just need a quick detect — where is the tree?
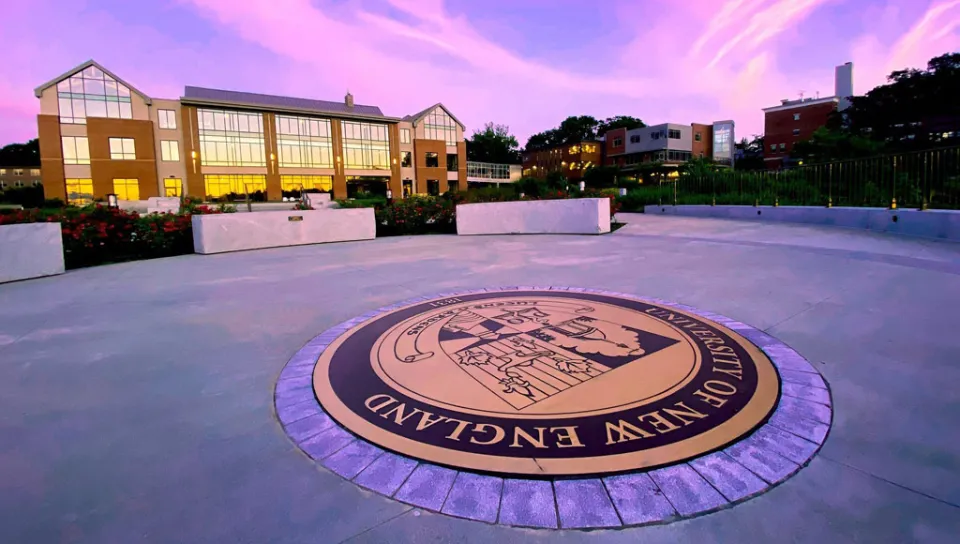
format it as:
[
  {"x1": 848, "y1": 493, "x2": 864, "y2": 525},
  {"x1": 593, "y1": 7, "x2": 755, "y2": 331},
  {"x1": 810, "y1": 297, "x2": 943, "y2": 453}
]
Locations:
[
  {"x1": 466, "y1": 123, "x2": 522, "y2": 164},
  {"x1": 734, "y1": 135, "x2": 765, "y2": 171},
  {"x1": 790, "y1": 126, "x2": 883, "y2": 163},
  {"x1": 582, "y1": 165, "x2": 623, "y2": 188},
  {"x1": 596, "y1": 116, "x2": 645, "y2": 137},
  {"x1": 524, "y1": 116, "x2": 600, "y2": 151},
  {"x1": 0, "y1": 139, "x2": 40, "y2": 167}
]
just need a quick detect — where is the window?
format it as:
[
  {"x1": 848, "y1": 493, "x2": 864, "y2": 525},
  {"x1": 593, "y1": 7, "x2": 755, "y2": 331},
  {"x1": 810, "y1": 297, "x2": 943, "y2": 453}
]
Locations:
[
  {"x1": 161, "y1": 140, "x2": 180, "y2": 162},
  {"x1": 629, "y1": 135, "x2": 640, "y2": 143},
  {"x1": 651, "y1": 131, "x2": 660, "y2": 140},
  {"x1": 33, "y1": 180, "x2": 42, "y2": 186},
  {"x1": 158, "y1": 109, "x2": 177, "y2": 129},
  {"x1": 400, "y1": 128, "x2": 411, "y2": 144},
  {"x1": 779, "y1": 143, "x2": 786, "y2": 150},
  {"x1": 0, "y1": 169, "x2": 5, "y2": 175},
  {"x1": 112, "y1": 178, "x2": 140, "y2": 200},
  {"x1": 613, "y1": 137, "x2": 623, "y2": 146},
  {"x1": 109, "y1": 137, "x2": 136, "y2": 160},
  {"x1": 793, "y1": 113, "x2": 801, "y2": 121},
  {"x1": 164, "y1": 178, "x2": 182, "y2": 197},
  {"x1": 30, "y1": 169, "x2": 40, "y2": 176},
  {"x1": 427, "y1": 180, "x2": 440, "y2": 196},
  {"x1": 65, "y1": 179, "x2": 94, "y2": 205},
  {"x1": 467, "y1": 162, "x2": 511, "y2": 180},
  {"x1": 695, "y1": 133, "x2": 702, "y2": 142},
  {"x1": 668, "y1": 129, "x2": 682, "y2": 139},
  {"x1": 423, "y1": 107, "x2": 458, "y2": 145},
  {"x1": 14, "y1": 180, "x2": 24, "y2": 188},
  {"x1": 62, "y1": 136, "x2": 90, "y2": 165},
  {"x1": 425, "y1": 152, "x2": 439, "y2": 168},
  {"x1": 448, "y1": 180, "x2": 459, "y2": 192},
  {"x1": 13, "y1": 169, "x2": 23, "y2": 176},
  {"x1": 446, "y1": 153, "x2": 458, "y2": 171},
  {"x1": 198, "y1": 109, "x2": 265, "y2": 167},
  {"x1": 276, "y1": 115, "x2": 333, "y2": 168},
  {"x1": 792, "y1": 129, "x2": 800, "y2": 136},
  {"x1": 56, "y1": 65, "x2": 132, "y2": 124},
  {"x1": 400, "y1": 151, "x2": 412, "y2": 167},
  {"x1": 341, "y1": 121, "x2": 390, "y2": 169},
  {"x1": 770, "y1": 144, "x2": 777, "y2": 151},
  {"x1": 203, "y1": 174, "x2": 267, "y2": 198},
  {"x1": 280, "y1": 175, "x2": 333, "y2": 192}
]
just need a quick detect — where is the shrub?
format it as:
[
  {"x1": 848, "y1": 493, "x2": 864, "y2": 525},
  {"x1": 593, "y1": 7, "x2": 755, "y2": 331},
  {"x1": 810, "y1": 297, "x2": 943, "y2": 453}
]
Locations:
[{"x1": 376, "y1": 196, "x2": 456, "y2": 236}]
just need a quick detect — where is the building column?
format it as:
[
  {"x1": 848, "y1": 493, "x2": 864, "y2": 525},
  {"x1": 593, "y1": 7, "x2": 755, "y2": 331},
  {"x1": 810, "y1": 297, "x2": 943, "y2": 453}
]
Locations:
[
  {"x1": 37, "y1": 115, "x2": 66, "y2": 201},
  {"x1": 388, "y1": 124, "x2": 403, "y2": 198},
  {"x1": 330, "y1": 120, "x2": 347, "y2": 199},
  {"x1": 263, "y1": 112, "x2": 282, "y2": 200},
  {"x1": 181, "y1": 106, "x2": 205, "y2": 199}
]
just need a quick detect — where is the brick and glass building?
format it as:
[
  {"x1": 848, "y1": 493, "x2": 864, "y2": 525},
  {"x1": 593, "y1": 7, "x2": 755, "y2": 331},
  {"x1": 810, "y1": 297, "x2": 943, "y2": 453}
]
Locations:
[
  {"x1": 34, "y1": 60, "x2": 467, "y2": 205},
  {"x1": 603, "y1": 121, "x2": 736, "y2": 172},
  {"x1": 763, "y1": 62, "x2": 853, "y2": 169},
  {"x1": 521, "y1": 141, "x2": 602, "y2": 181},
  {"x1": 0, "y1": 167, "x2": 42, "y2": 191}
]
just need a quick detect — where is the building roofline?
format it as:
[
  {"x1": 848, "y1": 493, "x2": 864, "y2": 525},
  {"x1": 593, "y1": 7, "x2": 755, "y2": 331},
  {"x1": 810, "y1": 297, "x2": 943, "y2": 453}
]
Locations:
[
  {"x1": 34, "y1": 60, "x2": 152, "y2": 104},
  {"x1": 178, "y1": 95, "x2": 401, "y2": 122},
  {"x1": 403, "y1": 103, "x2": 465, "y2": 130},
  {"x1": 762, "y1": 97, "x2": 838, "y2": 113}
]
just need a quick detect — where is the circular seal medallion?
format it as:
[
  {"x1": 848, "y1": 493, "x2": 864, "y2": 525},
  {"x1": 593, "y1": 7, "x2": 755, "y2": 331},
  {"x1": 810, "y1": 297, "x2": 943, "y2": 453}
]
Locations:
[{"x1": 313, "y1": 291, "x2": 780, "y2": 476}]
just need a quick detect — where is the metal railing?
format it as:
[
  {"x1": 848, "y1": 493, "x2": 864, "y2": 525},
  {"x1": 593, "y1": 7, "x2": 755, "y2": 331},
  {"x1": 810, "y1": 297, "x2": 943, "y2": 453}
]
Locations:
[{"x1": 643, "y1": 145, "x2": 960, "y2": 210}]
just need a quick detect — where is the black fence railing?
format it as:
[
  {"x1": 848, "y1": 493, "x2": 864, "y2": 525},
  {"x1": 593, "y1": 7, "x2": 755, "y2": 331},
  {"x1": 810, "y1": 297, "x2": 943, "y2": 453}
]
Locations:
[{"x1": 638, "y1": 145, "x2": 960, "y2": 210}]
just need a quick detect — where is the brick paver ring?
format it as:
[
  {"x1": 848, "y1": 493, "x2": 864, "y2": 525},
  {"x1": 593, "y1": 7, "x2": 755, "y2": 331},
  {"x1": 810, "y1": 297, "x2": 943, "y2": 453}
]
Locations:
[{"x1": 274, "y1": 288, "x2": 832, "y2": 529}]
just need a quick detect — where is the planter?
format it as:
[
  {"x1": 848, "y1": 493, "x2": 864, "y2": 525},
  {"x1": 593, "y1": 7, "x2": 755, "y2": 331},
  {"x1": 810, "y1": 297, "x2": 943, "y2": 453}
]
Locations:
[
  {"x1": 192, "y1": 208, "x2": 375, "y2": 254},
  {"x1": 456, "y1": 198, "x2": 611, "y2": 235},
  {"x1": 0, "y1": 222, "x2": 65, "y2": 283}
]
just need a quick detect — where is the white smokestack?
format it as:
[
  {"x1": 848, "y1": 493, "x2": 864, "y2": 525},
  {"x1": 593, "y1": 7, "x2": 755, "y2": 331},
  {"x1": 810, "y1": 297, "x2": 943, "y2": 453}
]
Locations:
[{"x1": 835, "y1": 62, "x2": 853, "y2": 111}]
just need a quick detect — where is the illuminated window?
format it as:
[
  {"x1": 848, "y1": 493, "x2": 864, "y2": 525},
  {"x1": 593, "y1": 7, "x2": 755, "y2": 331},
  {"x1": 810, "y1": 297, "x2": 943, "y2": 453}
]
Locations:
[
  {"x1": 779, "y1": 143, "x2": 786, "y2": 150},
  {"x1": 401, "y1": 151, "x2": 411, "y2": 167},
  {"x1": 65, "y1": 178, "x2": 94, "y2": 205},
  {"x1": 203, "y1": 174, "x2": 267, "y2": 198},
  {"x1": 668, "y1": 129, "x2": 681, "y2": 139},
  {"x1": 0, "y1": 169, "x2": 5, "y2": 174},
  {"x1": 62, "y1": 136, "x2": 90, "y2": 165},
  {"x1": 56, "y1": 65, "x2": 132, "y2": 124},
  {"x1": 793, "y1": 113, "x2": 801, "y2": 121},
  {"x1": 164, "y1": 178, "x2": 182, "y2": 197},
  {"x1": 161, "y1": 140, "x2": 180, "y2": 162},
  {"x1": 400, "y1": 128, "x2": 411, "y2": 144},
  {"x1": 341, "y1": 121, "x2": 390, "y2": 169},
  {"x1": 109, "y1": 138, "x2": 136, "y2": 160},
  {"x1": 276, "y1": 115, "x2": 333, "y2": 168},
  {"x1": 423, "y1": 108, "x2": 458, "y2": 145},
  {"x1": 569, "y1": 146, "x2": 579, "y2": 154},
  {"x1": 13, "y1": 169, "x2": 23, "y2": 175},
  {"x1": 770, "y1": 144, "x2": 777, "y2": 151},
  {"x1": 158, "y1": 109, "x2": 177, "y2": 129},
  {"x1": 425, "y1": 152, "x2": 439, "y2": 167},
  {"x1": 112, "y1": 178, "x2": 139, "y2": 200},
  {"x1": 280, "y1": 175, "x2": 333, "y2": 192},
  {"x1": 30, "y1": 169, "x2": 40, "y2": 176},
  {"x1": 198, "y1": 109, "x2": 265, "y2": 167}
]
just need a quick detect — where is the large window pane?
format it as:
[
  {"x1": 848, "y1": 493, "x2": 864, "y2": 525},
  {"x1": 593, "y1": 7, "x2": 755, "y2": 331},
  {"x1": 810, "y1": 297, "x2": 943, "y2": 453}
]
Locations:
[
  {"x1": 65, "y1": 178, "x2": 94, "y2": 205},
  {"x1": 56, "y1": 67, "x2": 133, "y2": 123},
  {"x1": 197, "y1": 108, "x2": 266, "y2": 167},
  {"x1": 275, "y1": 115, "x2": 333, "y2": 168},
  {"x1": 112, "y1": 178, "x2": 140, "y2": 200},
  {"x1": 341, "y1": 121, "x2": 390, "y2": 170}
]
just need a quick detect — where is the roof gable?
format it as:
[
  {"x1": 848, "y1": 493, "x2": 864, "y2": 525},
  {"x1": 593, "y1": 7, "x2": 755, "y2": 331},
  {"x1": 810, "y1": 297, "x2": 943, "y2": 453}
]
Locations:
[
  {"x1": 34, "y1": 60, "x2": 151, "y2": 104},
  {"x1": 403, "y1": 103, "x2": 465, "y2": 130}
]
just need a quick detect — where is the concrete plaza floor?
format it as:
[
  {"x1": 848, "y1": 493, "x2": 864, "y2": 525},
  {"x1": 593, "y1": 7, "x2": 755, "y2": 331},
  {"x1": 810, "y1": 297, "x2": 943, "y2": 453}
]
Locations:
[{"x1": 1, "y1": 213, "x2": 959, "y2": 543}]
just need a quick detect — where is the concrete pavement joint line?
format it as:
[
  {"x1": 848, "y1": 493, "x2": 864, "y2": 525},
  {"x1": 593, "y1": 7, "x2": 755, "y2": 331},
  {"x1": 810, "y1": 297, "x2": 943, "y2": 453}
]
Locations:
[
  {"x1": 274, "y1": 287, "x2": 834, "y2": 530},
  {"x1": 817, "y1": 455, "x2": 960, "y2": 510},
  {"x1": 334, "y1": 506, "x2": 415, "y2": 544}
]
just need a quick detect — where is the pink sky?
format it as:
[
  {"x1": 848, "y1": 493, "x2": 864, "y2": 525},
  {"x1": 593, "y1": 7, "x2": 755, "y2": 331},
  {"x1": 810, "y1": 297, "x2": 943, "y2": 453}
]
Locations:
[{"x1": 1, "y1": 0, "x2": 958, "y2": 147}]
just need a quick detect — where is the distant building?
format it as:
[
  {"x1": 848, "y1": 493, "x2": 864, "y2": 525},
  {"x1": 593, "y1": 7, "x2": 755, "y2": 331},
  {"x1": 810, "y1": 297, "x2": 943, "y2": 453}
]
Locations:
[
  {"x1": 603, "y1": 121, "x2": 735, "y2": 171},
  {"x1": 0, "y1": 167, "x2": 42, "y2": 191},
  {"x1": 521, "y1": 141, "x2": 602, "y2": 181},
  {"x1": 763, "y1": 62, "x2": 853, "y2": 169}
]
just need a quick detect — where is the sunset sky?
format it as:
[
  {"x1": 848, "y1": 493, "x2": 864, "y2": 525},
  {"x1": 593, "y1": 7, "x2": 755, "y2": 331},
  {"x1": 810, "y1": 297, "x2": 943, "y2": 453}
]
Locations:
[{"x1": 1, "y1": 0, "x2": 958, "y2": 147}]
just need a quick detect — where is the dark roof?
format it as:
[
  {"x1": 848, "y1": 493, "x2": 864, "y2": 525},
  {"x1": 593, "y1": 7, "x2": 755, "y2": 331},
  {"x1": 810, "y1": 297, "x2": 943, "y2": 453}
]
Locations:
[{"x1": 181, "y1": 86, "x2": 393, "y2": 120}]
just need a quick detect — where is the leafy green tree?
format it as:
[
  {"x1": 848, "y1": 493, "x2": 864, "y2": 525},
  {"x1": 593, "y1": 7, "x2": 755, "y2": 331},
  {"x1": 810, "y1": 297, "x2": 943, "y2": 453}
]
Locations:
[
  {"x1": 582, "y1": 165, "x2": 622, "y2": 188},
  {"x1": 0, "y1": 139, "x2": 40, "y2": 166},
  {"x1": 596, "y1": 116, "x2": 645, "y2": 137},
  {"x1": 734, "y1": 135, "x2": 765, "y2": 171},
  {"x1": 791, "y1": 126, "x2": 883, "y2": 163},
  {"x1": 466, "y1": 123, "x2": 522, "y2": 164},
  {"x1": 525, "y1": 116, "x2": 600, "y2": 151}
]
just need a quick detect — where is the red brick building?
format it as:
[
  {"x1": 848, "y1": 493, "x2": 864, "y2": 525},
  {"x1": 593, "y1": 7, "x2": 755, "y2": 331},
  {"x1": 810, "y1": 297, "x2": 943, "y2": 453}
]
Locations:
[{"x1": 763, "y1": 98, "x2": 838, "y2": 169}]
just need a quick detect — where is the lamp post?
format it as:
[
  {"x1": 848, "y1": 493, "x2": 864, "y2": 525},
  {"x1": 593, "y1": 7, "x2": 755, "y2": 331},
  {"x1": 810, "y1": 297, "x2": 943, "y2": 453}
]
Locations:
[
  {"x1": 386, "y1": 189, "x2": 393, "y2": 205},
  {"x1": 107, "y1": 193, "x2": 118, "y2": 209}
]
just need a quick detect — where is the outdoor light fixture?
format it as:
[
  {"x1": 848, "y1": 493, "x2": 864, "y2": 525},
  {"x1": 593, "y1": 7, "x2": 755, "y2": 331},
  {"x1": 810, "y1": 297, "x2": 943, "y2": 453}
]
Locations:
[
  {"x1": 579, "y1": 181, "x2": 586, "y2": 192},
  {"x1": 620, "y1": 188, "x2": 627, "y2": 196},
  {"x1": 107, "y1": 194, "x2": 119, "y2": 208}
]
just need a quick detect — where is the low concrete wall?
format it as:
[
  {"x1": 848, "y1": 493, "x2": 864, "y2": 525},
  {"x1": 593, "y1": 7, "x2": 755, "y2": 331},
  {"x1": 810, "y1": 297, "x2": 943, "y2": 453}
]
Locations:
[
  {"x1": 192, "y1": 209, "x2": 376, "y2": 255},
  {"x1": 644, "y1": 205, "x2": 960, "y2": 241},
  {"x1": 0, "y1": 223, "x2": 65, "y2": 283},
  {"x1": 457, "y1": 198, "x2": 611, "y2": 235}
]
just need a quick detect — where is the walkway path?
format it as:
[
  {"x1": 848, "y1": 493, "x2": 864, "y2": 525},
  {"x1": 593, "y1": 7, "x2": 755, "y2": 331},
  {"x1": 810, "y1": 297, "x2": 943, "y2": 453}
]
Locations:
[{"x1": 1, "y1": 214, "x2": 958, "y2": 543}]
